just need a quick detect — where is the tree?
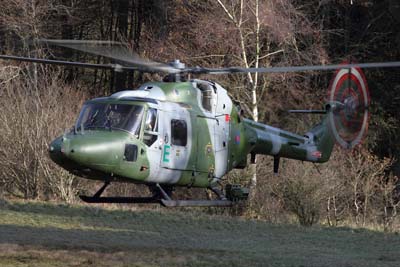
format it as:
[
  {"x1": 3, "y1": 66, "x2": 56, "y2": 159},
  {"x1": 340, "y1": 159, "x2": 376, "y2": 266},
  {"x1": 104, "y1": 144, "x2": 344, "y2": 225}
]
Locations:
[{"x1": 215, "y1": 0, "x2": 271, "y2": 201}]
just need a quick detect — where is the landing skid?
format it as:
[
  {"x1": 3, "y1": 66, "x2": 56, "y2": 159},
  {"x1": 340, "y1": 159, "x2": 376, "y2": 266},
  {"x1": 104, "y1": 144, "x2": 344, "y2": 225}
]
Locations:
[
  {"x1": 161, "y1": 199, "x2": 232, "y2": 207},
  {"x1": 79, "y1": 181, "x2": 233, "y2": 207},
  {"x1": 79, "y1": 196, "x2": 159, "y2": 204}
]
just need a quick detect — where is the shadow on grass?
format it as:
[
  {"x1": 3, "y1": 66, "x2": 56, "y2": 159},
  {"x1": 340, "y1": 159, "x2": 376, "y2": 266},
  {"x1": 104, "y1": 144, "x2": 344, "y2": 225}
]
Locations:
[
  {"x1": 0, "y1": 224, "x2": 168, "y2": 252},
  {"x1": 0, "y1": 221, "x2": 266, "y2": 255},
  {"x1": 1, "y1": 223, "x2": 399, "y2": 267},
  {"x1": 0, "y1": 224, "x2": 256, "y2": 266}
]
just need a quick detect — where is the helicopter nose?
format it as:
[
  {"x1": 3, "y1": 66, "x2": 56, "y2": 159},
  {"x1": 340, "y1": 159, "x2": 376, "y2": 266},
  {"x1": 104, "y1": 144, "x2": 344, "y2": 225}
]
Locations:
[
  {"x1": 49, "y1": 131, "x2": 137, "y2": 175},
  {"x1": 49, "y1": 136, "x2": 65, "y2": 164},
  {"x1": 49, "y1": 136, "x2": 83, "y2": 172},
  {"x1": 58, "y1": 134, "x2": 127, "y2": 173},
  {"x1": 68, "y1": 142, "x2": 117, "y2": 164}
]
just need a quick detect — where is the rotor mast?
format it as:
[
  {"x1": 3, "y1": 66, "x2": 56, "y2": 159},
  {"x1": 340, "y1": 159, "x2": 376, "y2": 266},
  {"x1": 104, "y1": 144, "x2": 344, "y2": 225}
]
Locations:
[{"x1": 165, "y1": 59, "x2": 186, "y2": 82}]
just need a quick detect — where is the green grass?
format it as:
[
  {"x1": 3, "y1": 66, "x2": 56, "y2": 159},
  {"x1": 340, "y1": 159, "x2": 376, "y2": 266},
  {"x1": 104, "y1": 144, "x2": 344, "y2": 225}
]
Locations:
[{"x1": 0, "y1": 199, "x2": 400, "y2": 266}]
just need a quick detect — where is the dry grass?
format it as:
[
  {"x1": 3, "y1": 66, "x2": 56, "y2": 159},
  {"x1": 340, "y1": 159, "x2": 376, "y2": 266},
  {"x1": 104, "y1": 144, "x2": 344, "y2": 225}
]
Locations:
[{"x1": 0, "y1": 199, "x2": 400, "y2": 266}]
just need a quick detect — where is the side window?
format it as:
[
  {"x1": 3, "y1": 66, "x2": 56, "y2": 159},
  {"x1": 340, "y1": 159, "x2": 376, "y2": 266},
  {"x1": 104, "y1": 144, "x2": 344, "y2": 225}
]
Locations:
[
  {"x1": 171, "y1": 119, "x2": 187, "y2": 146},
  {"x1": 143, "y1": 108, "x2": 158, "y2": 146},
  {"x1": 124, "y1": 144, "x2": 138, "y2": 162}
]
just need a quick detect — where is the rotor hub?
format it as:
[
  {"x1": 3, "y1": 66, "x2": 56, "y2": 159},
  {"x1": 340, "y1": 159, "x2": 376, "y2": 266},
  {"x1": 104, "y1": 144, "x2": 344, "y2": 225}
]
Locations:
[
  {"x1": 343, "y1": 95, "x2": 358, "y2": 116},
  {"x1": 169, "y1": 59, "x2": 185, "y2": 70}
]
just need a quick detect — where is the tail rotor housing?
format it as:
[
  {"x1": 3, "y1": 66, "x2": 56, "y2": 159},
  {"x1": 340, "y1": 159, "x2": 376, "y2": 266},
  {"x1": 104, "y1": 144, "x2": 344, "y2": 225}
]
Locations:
[{"x1": 328, "y1": 64, "x2": 370, "y2": 149}]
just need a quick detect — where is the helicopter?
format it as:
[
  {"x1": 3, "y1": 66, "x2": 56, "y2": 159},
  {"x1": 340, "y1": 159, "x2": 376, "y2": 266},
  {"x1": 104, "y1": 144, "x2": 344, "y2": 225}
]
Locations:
[{"x1": 1, "y1": 39, "x2": 400, "y2": 207}]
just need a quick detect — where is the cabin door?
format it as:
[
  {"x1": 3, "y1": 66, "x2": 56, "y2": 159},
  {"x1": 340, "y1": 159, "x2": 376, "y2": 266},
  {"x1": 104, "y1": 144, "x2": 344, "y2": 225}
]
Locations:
[{"x1": 160, "y1": 109, "x2": 192, "y2": 171}]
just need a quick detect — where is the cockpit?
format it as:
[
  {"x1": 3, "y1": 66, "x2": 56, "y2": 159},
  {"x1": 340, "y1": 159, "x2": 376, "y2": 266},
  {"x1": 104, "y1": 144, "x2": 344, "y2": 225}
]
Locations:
[
  {"x1": 75, "y1": 103, "x2": 144, "y2": 135},
  {"x1": 75, "y1": 102, "x2": 160, "y2": 147}
]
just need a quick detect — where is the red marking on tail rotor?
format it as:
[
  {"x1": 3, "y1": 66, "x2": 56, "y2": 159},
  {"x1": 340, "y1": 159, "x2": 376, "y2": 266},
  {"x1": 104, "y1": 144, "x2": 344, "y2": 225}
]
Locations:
[{"x1": 328, "y1": 61, "x2": 370, "y2": 149}]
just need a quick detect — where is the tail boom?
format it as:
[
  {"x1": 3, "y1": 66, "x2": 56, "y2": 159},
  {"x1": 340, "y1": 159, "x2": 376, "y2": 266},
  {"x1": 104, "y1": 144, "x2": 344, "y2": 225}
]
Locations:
[{"x1": 245, "y1": 117, "x2": 335, "y2": 163}]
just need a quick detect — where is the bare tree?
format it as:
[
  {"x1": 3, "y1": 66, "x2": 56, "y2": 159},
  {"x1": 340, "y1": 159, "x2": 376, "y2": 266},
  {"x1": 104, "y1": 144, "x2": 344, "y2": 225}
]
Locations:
[
  {"x1": 216, "y1": 0, "x2": 271, "y2": 201},
  {"x1": 0, "y1": 61, "x2": 86, "y2": 201},
  {"x1": 215, "y1": 0, "x2": 326, "y2": 205}
]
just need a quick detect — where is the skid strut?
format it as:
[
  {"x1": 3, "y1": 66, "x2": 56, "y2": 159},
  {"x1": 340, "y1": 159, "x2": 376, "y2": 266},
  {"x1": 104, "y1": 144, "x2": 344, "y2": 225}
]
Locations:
[{"x1": 159, "y1": 185, "x2": 232, "y2": 207}]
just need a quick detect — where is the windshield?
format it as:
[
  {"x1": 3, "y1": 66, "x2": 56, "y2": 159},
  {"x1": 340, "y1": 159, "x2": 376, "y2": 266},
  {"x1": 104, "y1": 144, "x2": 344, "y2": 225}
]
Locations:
[{"x1": 75, "y1": 103, "x2": 144, "y2": 135}]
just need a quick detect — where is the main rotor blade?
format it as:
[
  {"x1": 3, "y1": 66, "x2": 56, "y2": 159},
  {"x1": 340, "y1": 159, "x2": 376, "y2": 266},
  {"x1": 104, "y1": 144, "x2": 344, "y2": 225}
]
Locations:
[
  {"x1": 38, "y1": 39, "x2": 124, "y2": 46},
  {"x1": 40, "y1": 39, "x2": 179, "y2": 73},
  {"x1": 0, "y1": 54, "x2": 136, "y2": 72},
  {"x1": 190, "y1": 61, "x2": 400, "y2": 74}
]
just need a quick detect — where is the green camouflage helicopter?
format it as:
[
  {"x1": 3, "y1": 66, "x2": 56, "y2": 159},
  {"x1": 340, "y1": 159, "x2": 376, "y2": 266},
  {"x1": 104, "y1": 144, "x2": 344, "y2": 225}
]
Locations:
[{"x1": 1, "y1": 40, "x2": 400, "y2": 207}]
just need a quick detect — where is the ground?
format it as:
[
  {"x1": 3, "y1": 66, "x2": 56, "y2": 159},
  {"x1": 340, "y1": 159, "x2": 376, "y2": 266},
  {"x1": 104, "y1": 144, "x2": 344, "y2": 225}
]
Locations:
[{"x1": 0, "y1": 199, "x2": 399, "y2": 267}]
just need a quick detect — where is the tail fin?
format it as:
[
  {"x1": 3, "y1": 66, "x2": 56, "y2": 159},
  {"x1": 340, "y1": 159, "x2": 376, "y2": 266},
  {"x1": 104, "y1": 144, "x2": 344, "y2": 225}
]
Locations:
[{"x1": 305, "y1": 115, "x2": 335, "y2": 163}]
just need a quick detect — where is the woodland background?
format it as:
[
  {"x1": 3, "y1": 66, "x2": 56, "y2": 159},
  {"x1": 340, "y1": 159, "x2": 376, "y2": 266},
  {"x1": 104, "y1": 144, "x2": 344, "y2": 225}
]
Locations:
[{"x1": 0, "y1": 0, "x2": 399, "y2": 230}]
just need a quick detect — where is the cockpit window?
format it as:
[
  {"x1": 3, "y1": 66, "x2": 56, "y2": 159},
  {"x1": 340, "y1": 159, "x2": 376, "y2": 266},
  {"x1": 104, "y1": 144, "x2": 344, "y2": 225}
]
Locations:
[
  {"x1": 143, "y1": 108, "x2": 158, "y2": 146},
  {"x1": 76, "y1": 103, "x2": 144, "y2": 135},
  {"x1": 144, "y1": 108, "x2": 158, "y2": 132}
]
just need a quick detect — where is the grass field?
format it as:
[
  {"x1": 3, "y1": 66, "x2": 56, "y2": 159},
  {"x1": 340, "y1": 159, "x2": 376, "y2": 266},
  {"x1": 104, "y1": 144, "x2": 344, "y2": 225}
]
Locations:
[{"x1": 0, "y1": 199, "x2": 399, "y2": 267}]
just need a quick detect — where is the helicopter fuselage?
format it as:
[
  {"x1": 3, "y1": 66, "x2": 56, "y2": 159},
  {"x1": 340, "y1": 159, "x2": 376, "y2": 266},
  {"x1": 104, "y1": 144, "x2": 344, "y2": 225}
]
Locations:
[
  {"x1": 49, "y1": 79, "x2": 333, "y2": 189},
  {"x1": 50, "y1": 80, "x2": 251, "y2": 187}
]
